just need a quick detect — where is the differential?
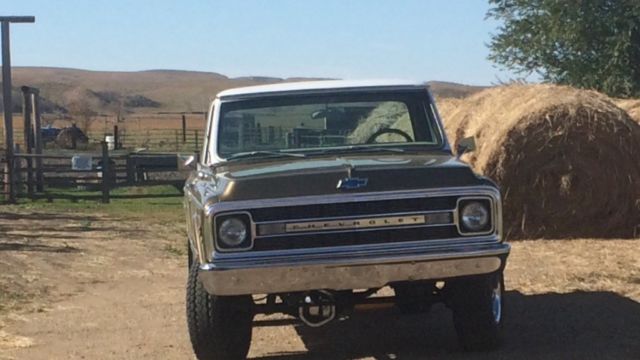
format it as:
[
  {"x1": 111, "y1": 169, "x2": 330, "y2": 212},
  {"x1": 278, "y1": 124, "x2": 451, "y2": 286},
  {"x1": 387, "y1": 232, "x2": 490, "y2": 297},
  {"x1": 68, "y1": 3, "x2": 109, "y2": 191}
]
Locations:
[{"x1": 298, "y1": 290, "x2": 336, "y2": 327}]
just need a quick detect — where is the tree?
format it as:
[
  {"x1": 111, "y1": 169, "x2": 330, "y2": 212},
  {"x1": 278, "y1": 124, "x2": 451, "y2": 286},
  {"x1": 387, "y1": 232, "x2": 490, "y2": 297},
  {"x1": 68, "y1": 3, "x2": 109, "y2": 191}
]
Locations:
[
  {"x1": 487, "y1": 0, "x2": 640, "y2": 97},
  {"x1": 67, "y1": 98, "x2": 96, "y2": 134}
]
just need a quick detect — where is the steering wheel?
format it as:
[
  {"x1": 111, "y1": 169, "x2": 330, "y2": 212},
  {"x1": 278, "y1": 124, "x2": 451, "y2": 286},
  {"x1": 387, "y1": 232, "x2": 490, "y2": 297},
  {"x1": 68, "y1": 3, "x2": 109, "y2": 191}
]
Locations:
[{"x1": 365, "y1": 128, "x2": 413, "y2": 144}]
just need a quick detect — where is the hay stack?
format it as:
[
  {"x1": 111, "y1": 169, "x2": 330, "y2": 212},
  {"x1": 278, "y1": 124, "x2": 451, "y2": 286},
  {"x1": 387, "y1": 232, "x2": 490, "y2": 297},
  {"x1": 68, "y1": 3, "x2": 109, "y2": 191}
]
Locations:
[
  {"x1": 439, "y1": 84, "x2": 640, "y2": 239},
  {"x1": 56, "y1": 126, "x2": 88, "y2": 149},
  {"x1": 434, "y1": 97, "x2": 463, "y2": 118}
]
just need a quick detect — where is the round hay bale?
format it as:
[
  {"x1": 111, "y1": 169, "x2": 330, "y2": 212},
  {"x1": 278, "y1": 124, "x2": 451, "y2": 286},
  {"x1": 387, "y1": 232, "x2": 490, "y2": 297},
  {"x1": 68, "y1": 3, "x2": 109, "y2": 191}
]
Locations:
[
  {"x1": 348, "y1": 102, "x2": 412, "y2": 144},
  {"x1": 439, "y1": 84, "x2": 640, "y2": 239},
  {"x1": 434, "y1": 97, "x2": 464, "y2": 117},
  {"x1": 56, "y1": 126, "x2": 89, "y2": 149}
]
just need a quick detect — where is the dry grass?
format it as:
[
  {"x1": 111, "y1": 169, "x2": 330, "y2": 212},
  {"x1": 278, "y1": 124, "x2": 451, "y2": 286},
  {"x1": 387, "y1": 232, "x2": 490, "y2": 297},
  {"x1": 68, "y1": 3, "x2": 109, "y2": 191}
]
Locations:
[{"x1": 507, "y1": 239, "x2": 640, "y2": 301}]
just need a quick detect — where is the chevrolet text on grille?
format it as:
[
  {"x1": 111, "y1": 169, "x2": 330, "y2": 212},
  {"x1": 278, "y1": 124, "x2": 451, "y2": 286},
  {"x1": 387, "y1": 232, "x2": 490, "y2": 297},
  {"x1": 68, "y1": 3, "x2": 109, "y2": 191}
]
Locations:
[
  {"x1": 282, "y1": 213, "x2": 452, "y2": 233},
  {"x1": 286, "y1": 215, "x2": 425, "y2": 232}
]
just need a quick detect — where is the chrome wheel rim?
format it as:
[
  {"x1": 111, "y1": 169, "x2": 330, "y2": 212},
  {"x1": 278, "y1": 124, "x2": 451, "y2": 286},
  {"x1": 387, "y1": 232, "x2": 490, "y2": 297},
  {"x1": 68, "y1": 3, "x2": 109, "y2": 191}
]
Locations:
[{"x1": 492, "y1": 280, "x2": 502, "y2": 324}]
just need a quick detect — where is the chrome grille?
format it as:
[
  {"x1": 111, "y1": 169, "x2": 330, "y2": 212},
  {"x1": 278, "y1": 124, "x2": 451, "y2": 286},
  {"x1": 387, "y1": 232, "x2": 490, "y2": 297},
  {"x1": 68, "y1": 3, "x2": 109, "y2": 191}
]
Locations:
[
  {"x1": 252, "y1": 225, "x2": 460, "y2": 251},
  {"x1": 246, "y1": 195, "x2": 460, "y2": 251}
]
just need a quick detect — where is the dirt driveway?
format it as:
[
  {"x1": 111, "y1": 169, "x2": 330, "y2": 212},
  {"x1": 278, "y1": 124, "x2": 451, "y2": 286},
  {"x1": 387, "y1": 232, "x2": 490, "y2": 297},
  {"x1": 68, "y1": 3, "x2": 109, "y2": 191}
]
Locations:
[{"x1": 1, "y1": 209, "x2": 639, "y2": 359}]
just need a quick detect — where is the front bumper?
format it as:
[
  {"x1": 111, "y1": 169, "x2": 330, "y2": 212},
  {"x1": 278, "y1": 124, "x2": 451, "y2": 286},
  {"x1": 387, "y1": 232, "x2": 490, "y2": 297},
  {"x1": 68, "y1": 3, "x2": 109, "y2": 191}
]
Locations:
[{"x1": 199, "y1": 242, "x2": 510, "y2": 295}]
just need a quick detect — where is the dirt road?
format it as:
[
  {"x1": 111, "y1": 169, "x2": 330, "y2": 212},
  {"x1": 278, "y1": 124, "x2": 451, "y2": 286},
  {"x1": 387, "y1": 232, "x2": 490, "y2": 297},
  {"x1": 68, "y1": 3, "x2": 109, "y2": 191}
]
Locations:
[{"x1": 1, "y1": 209, "x2": 639, "y2": 359}]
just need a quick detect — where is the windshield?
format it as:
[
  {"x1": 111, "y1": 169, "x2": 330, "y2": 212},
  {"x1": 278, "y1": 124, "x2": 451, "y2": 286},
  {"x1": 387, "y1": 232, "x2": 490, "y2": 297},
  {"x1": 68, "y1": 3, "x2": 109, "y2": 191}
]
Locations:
[{"x1": 214, "y1": 91, "x2": 442, "y2": 159}]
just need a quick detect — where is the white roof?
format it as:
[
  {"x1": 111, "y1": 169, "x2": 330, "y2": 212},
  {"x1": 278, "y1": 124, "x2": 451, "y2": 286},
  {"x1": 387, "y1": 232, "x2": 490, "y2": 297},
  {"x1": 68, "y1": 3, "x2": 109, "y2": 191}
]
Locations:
[{"x1": 217, "y1": 79, "x2": 426, "y2": 99}]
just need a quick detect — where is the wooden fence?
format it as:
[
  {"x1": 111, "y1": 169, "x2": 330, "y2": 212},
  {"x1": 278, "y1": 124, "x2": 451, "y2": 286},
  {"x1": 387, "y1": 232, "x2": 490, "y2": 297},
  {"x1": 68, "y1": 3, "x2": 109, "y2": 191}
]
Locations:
[
  {"x1": 1, "y1": 111, "x2": 206, "y2": 152},
  {"x1": 1, "y1": 127, "x2": 203, "y2": 152},
  {"x1": 1, "y1": 142, "x2": 191, "y2": 204},
  {"x1": 87, "y1": 128, "x2": 202, "y2": 152}
]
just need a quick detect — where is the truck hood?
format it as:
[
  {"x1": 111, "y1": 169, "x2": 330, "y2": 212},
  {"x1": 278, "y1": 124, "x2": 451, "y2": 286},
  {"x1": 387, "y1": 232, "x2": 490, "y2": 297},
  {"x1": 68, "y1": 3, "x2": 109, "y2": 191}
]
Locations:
[{"x1": 211, "y1": 153, "x2": 487, "y2": 202}]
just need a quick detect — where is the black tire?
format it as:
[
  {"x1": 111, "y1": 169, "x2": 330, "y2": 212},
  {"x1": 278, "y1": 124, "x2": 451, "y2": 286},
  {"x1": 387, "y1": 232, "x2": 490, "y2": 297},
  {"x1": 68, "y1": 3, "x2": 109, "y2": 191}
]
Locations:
[
  {"x1": 449, "y1": 272, "x2": 504, "y2": 351},
  {"x1": 186, "y1": 262, "x2": 254, "y2": 360}
]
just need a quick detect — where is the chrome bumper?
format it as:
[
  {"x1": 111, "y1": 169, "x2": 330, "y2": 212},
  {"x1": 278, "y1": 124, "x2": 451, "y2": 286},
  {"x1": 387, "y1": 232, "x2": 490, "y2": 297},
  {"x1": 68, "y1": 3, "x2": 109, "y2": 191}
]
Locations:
[{"x1": 198, "y1": 242, "x2": 510, "y2": 295}]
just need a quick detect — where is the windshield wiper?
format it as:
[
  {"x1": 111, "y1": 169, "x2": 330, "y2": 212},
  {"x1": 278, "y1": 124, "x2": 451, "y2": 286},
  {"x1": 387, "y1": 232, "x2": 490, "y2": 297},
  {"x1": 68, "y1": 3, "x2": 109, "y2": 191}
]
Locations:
[
  {"x1": 225, "y1": 150, "x2": 307, "y2": 161},
  {"x1": 313, "y1": 146, "x2": 407, "y2": 155}
]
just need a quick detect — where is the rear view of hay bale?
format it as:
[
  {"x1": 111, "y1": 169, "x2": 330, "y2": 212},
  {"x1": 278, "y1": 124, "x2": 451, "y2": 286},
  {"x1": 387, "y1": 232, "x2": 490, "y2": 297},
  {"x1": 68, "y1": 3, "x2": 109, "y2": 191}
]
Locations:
[
  {"x1": 439, "y1": 84, "x2": 640, "y2": 239},
  {"x1": 348, "y1": 102, "x2": 413, "y2": 144}
]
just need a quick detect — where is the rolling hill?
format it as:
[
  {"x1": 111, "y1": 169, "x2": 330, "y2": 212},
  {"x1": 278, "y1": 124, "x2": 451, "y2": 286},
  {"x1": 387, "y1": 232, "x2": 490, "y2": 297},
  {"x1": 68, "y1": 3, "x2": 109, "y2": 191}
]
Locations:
[{"x1": 3, "y1": 67, "x2": 485, "y2": 115}]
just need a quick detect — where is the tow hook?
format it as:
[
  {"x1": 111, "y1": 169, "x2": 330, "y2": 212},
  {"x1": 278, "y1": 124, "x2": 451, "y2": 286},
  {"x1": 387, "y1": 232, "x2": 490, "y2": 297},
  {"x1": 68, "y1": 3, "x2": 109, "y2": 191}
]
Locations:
[{"x1": 298, "y1": 290, "x2": 336, "y2": 327}]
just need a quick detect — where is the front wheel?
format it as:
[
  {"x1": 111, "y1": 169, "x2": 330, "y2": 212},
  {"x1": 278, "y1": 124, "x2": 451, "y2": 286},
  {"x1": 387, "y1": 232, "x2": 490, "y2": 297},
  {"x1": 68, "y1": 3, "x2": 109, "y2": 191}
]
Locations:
[
  {"x1": 449, "y1": 272, "x2": 504, "y2": 351},
  {"x1": 186, "y1": 262, "x2": 254, "y2": 360}
]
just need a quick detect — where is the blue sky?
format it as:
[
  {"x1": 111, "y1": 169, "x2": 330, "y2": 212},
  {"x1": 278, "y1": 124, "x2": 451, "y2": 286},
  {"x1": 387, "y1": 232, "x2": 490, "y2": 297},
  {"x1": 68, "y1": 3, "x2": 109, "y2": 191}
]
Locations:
[{"x1": 4, "y1": 0, "x2": 516, "y2": 85}]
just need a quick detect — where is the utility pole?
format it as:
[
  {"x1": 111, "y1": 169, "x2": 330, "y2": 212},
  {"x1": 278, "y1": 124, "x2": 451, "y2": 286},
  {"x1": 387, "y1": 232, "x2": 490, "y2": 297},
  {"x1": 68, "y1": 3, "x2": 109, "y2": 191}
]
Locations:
[{"x1": 1, "y1": 16, "x2": 35, "y2": 203}]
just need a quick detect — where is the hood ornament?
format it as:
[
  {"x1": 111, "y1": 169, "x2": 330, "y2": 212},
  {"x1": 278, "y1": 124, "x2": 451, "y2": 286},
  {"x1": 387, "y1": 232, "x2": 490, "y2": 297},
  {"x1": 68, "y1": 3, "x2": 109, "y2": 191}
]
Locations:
[{"x1": 337, "y1": 177, "x2": 368, "y2": 190}]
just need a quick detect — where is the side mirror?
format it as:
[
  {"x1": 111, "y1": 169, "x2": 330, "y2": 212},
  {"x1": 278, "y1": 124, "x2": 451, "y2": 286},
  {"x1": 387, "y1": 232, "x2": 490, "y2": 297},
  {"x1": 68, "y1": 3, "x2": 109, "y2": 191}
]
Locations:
[
  {"x1": 178, "y1": 154, "x2": 197, "y2": 171},
  {"x1": 456, "y1": 136, "x2": 476, "y2": 158}
]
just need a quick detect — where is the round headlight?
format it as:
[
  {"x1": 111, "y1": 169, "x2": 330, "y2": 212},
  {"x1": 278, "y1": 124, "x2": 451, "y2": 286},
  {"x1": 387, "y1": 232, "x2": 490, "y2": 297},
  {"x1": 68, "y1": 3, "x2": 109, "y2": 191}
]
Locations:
[
  {"x1": 218, "y1": 218, "x2": 248, "y2": 246},
  {"x1": 461, "y1": 201, "x2": 489, "y2": 232}
]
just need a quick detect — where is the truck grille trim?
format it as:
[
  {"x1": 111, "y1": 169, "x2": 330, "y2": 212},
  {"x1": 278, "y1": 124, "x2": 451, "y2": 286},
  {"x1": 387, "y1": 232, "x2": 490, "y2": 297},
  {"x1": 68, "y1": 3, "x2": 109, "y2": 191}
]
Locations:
[
  {"x1": 255, "y1": 210, "x2": 454, "y2": 237},
  {"x1": 252, "y1": 225, "x2": 460, "y2": 251},
  {"x1": 243, "y1": 195, "x2": 462, "y2": 251},
  {"x1": 247, "y1": 196, "x2": 457, "y2": 222}
]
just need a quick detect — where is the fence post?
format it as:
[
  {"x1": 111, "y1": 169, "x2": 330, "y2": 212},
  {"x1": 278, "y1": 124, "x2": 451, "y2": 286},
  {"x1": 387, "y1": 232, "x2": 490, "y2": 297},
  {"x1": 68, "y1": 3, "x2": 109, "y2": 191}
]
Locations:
[
  {"x1": 113, "y1": 125, "x2": 119, "y2": 150},
  {"x1": 182, "y1": 114, "x2": 187, "y2": 143},
  {"x1": 175, "y1": 129, "x2": 179, "y2": 151},
  {"x1": 2, "y1": 21, "x2": 16, "y2": 203},
  {"x1": 21, "y1": 87, "x2": 34, "y2": 198},
  {"x1": 101, "y1": 141, "x2": 110, "y2": 204},
  {"x1": 194, "y1": 130, "x2": 199, "y2": 152},
  {"x1": 125, "y1": 154, "x2": 135, "y2": 185},
  {"x1": 32, "y1": 92, "x2": 43, "y2": 192},
  {"x1": 13, "y1": 144, "x2": 21, "y2": 197}
]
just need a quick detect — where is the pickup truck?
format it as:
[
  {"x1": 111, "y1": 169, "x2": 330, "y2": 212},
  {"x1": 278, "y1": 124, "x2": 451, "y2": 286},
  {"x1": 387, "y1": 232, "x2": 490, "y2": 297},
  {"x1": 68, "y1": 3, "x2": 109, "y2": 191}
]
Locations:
[{"x1": 183, "y1": 80, "x2": 510, "y2": 359}]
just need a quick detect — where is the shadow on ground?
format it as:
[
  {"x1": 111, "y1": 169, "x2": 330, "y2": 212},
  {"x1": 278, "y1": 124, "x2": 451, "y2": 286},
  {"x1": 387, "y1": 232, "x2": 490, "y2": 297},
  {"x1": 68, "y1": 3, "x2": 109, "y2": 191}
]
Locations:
[
  {"x1": 252, "y1": 291, "x2": 640, "y2": 360},
  {"x1": 0, "y1": 212, "x2": 101, "y2": 222},
  {"x1": 0, "y1": 242, "x2": 80, "y2": 253},
  {"x1": 0, "y1": 211, "x2": 145, "y2": 246}
]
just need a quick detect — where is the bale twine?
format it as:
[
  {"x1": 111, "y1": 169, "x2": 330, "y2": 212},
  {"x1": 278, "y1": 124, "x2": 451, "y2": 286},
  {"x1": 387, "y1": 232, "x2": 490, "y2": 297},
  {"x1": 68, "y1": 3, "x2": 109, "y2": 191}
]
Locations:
[{"x1": 439, "y1": 84, "x2": 640, "y2": 239}]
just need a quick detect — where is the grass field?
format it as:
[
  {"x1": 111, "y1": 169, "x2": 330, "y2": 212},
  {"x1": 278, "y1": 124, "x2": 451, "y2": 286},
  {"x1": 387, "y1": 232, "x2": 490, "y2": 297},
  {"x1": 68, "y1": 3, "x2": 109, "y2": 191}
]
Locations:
[{"x1": 12, "y1": 185, "x2": 183, "y2": 220}]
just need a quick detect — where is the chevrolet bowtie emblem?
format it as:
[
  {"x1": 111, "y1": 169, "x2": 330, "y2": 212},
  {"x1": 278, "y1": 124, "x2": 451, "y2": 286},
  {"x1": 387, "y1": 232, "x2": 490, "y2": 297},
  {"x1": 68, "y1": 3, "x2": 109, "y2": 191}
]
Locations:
[{"x1": 337, "y1": 177, "x2": 368, "y2": 190}]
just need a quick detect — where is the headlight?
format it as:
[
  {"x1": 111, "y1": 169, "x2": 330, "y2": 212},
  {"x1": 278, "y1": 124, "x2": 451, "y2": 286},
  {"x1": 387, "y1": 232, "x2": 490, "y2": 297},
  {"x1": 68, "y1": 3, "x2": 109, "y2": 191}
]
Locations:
[
  {"x1": 215, "y1": 214, "x2": 251, "y2": 250},
  {"x1": 459, "y1": 200, "x2": 490, "y2": 233},
  {"x1": 219, "y1": 218, "x2": 247, "y2": 246}
]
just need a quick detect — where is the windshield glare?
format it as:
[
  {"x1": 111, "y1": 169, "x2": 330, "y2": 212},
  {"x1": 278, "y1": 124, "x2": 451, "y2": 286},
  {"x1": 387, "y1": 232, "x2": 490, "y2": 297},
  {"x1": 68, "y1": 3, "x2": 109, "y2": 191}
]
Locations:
[{"x1": 216, "y1": 92, "x2": 441, "y2": 158}]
